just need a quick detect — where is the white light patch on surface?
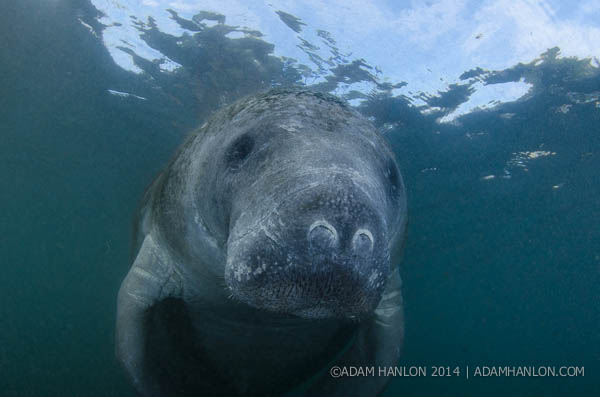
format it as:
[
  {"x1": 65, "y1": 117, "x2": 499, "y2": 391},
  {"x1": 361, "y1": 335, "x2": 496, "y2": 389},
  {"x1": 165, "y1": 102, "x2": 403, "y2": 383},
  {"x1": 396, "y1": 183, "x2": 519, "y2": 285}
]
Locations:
[
  {"x1": 225, "y1": 31, "x2": 245, "y2": 39},
  {"x1": 107, "y1": 89, "x2": 148, "y2": 100},
  {"x1": 331, "y1": 81, "x2": 378, "y2": 103},
  {"x1": 78, "y1": 18, "x2": 99, "y2": 37},
  {"x1": 93, "y1": 0, "x2": 186, "y2": 73},
  {"x1": 439, "y1": 80, "x2": 532, "y2": 123}
]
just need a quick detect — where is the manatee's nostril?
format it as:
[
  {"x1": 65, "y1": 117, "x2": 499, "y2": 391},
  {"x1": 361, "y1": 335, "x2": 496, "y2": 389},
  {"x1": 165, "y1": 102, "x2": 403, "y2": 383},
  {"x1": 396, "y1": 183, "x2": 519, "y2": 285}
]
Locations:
[
  {"x1": 352, "y1": 229, "x2": 374, "y2": 253},
  {"x1": 308, "y1": 220, "x2": 338, "y2": 250}
]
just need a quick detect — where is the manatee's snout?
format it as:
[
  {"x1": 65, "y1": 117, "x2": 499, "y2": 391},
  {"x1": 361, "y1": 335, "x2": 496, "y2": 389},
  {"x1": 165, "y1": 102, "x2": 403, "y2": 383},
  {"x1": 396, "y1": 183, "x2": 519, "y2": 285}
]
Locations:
[{"x1": 225, "y1": 177, "x2": 390, "y2": 320}]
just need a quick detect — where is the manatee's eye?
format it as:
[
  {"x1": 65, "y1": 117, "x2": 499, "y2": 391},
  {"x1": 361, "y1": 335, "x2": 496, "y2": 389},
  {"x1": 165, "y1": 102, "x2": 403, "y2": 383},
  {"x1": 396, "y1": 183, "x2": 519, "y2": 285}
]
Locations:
[
  {"x1": 386, "y1": 159, "x2": 400, "y2": 190},
  {"x1": 226, "y1": 134, "x2": 255, "y2": 170}
]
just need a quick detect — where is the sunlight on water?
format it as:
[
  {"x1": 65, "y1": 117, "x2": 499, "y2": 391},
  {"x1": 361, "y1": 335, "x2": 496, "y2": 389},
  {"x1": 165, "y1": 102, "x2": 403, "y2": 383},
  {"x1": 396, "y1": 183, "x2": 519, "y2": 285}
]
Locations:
[{"x1": 90, "y1": 0, "x2": 600, "y2": 119}]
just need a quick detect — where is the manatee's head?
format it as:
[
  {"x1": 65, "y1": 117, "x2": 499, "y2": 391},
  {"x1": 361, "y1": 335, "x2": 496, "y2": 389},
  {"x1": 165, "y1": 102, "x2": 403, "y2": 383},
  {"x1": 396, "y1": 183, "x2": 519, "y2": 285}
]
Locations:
[{"x1": 206, "y1": 91, "x2": 406, "y2": 320}]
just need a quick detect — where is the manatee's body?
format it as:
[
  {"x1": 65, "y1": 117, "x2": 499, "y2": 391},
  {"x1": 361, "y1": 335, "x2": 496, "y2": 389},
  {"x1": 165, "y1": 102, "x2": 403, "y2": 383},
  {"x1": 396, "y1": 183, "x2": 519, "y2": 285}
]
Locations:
[{"x1": 116, "y1": 90, "x2": 407, "y2": 396}]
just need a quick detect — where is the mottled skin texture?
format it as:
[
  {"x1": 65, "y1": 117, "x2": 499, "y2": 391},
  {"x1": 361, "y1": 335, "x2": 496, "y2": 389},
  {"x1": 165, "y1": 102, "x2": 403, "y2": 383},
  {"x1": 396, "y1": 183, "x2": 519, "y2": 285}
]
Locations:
[{"x1": 116, "y1": 90, "x2": 407, "y2": 396}]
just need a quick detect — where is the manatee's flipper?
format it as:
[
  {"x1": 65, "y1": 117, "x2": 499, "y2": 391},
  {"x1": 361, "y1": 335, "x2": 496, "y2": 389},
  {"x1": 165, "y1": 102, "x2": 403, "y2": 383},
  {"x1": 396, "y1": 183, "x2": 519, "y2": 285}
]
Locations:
[
  {"x1": 307, "y1": 269, "x2": 404, "y2": 397},
  {"x1": 116, "y1": 234, "x2": 182, "y2": 396}
]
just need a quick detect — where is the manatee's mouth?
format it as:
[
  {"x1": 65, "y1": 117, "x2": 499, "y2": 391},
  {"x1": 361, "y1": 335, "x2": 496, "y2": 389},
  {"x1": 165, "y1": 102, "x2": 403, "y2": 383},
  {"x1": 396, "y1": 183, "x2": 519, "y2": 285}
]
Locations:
[
  {"x1": 291, "y1": 306, "x2": 363, "y2": 321},
  {"x1": 225, "y1": 227, "x2": 389, "y2": 320},
  {"x1": 225, "y1": 251, "x2": 386, "y2": 321},
  {"x1": 293, "y1": 306, "x2": 333, "y2": 319},
  {"x1": 228, "y1": 286, "x2": 374, "y2": 321}
]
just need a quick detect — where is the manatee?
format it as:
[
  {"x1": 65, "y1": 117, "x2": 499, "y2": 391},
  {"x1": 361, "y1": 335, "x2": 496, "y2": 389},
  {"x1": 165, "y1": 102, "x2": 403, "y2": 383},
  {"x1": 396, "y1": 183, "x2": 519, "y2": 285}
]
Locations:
[{"x1": 116, "y1": 90, "x2": 407, "y2": 396}]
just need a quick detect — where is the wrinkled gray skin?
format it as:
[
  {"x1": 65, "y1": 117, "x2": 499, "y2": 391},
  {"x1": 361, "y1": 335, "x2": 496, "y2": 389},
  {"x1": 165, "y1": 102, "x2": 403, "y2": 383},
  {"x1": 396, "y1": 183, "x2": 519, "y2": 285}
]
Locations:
[{"x1": 116, "y1": 90, "x2": 407, "y2": 397}]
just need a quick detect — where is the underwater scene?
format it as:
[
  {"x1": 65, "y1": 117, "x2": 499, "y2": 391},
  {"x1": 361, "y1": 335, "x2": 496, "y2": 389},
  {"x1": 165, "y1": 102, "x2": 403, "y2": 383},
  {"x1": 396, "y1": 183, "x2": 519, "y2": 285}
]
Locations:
[{"x1": 1, "y1": 0, "x2": 599, "y2": 396}]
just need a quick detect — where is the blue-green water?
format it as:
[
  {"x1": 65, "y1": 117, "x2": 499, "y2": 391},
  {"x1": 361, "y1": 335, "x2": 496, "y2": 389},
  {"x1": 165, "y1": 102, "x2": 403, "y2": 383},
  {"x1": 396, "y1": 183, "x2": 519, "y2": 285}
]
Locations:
[{"x1": 1, "y1": 1, "x2": 599, "y2": 396}]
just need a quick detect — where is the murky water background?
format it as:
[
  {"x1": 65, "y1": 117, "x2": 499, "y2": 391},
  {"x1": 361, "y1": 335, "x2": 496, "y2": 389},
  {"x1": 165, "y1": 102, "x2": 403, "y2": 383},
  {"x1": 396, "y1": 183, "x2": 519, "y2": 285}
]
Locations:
[{"x1": 1, "y1": 0, "x2": 599, "y2": 395}]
